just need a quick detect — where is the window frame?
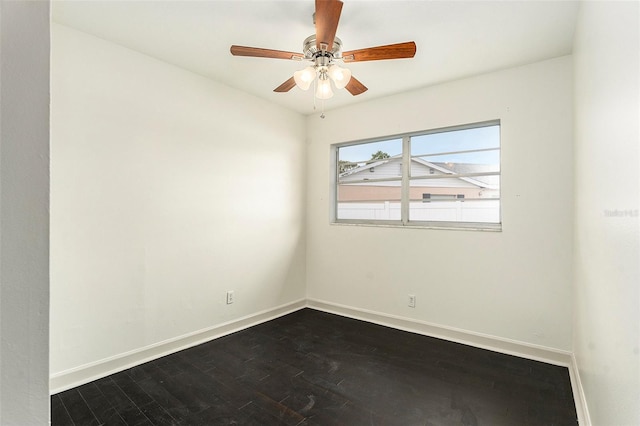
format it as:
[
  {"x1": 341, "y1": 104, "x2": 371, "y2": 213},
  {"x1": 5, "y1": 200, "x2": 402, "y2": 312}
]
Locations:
[{"x1": 331, "y1": 120, "x2": 501, "y2": 231}]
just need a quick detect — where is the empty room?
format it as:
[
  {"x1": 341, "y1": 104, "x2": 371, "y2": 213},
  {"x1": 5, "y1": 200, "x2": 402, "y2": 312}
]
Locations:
[{"x1": 0, "y1": 0, "x2": 637, "y2": 425}]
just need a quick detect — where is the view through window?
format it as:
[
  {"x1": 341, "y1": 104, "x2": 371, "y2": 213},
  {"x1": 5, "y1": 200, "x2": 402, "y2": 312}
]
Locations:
[{"x1": 334, "y1": 121, "x2": 501, "y2": 229}]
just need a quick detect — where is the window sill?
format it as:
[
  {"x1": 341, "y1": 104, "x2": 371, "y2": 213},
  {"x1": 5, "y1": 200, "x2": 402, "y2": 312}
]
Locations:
[{"x1": 331, "y1": 221, "x2": 502, "y2": 232}]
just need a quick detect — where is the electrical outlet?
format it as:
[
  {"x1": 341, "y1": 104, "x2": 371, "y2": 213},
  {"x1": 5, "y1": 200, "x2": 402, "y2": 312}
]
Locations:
[
  {"x1": 226, "y1": 290, "x2": 234, "y2": 305},
  {"x1": 408, "y1": 294, "x2": 416, "y2": 308}
]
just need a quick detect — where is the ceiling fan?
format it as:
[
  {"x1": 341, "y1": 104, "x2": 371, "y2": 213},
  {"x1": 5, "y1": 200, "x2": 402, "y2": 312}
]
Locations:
[{"x1": 230, "y1": 0, "x2": 416, "y2": 103}]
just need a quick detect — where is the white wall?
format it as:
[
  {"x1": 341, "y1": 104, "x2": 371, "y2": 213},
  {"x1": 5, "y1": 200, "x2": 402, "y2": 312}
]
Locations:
[
  {"x1": 0, "y1": 1, "x2": 50, "y2": 424},
  {"x1": 50, "y1": 25, "x2": 306, "y2": 377},
  {"x1": 306, "y1": 56, "x2": 574, "y2": 351},
  {"x1": 573, "y1": 1, "x2": 639, "y2": 424}
]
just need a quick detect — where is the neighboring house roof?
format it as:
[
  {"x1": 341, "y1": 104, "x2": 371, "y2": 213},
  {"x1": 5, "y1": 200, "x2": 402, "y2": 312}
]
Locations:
[{"x1": 339, "y1": 155, "x2": 498, "y2": 189}]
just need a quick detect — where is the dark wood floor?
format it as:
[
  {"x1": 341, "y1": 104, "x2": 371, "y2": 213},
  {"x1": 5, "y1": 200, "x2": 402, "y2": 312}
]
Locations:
[{"x1": 52, "y1": 308, "x2": 578, "y2": 425}]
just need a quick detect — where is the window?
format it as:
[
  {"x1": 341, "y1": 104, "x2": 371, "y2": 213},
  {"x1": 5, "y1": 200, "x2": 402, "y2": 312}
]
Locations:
[{"x1": 332, "y1": 121, "x2": 501, "y2": 230}]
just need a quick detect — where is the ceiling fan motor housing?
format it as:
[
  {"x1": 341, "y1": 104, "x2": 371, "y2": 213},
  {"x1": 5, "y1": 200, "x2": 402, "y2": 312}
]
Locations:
[{"x1": 302, "y1": 35, "x2": 343, "y2": 62}]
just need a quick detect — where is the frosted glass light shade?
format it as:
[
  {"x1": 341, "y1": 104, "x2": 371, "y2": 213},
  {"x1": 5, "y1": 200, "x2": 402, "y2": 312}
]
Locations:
[
  {"x1": 327, "y1": 65, "x2": 352, "y2": 89},
  {"x1": 315, "y1": 78, "x2": 334, "y2": 99},
  {"x1": 293, "y1": 66, "x2": 316, "y2": 91}
]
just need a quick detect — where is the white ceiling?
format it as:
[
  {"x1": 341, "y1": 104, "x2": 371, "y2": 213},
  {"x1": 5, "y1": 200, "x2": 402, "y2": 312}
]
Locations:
[{"x1": 52, "y1": 0, "x2": 580, "y2": 116}]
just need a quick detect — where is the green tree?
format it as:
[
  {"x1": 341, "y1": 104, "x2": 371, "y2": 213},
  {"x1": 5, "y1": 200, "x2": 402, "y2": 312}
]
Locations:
[
  {"x1": 370, "y1": 150, "x2": 390, "y2": 160},
  {"x1": 338, "y1": 160, "x2": 357, "y2": 174}
]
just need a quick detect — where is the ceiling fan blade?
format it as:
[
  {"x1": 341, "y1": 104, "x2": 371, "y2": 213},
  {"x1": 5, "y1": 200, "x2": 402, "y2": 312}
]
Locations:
[
  {"x1": 315, "y1": 0, "x2": 343, "y2": 51},
  {"x1": 230, "y1": 45, "x2": 304, "y2": 61},
  {"x1": 342, "y1": 41, "x2": 417, "y2": 62},
  {"x1": 345, "y1": 76, "x2": 367, "y2": 96},
  {"x1": 274, "y1": 77, "x2": 297, "y2": 93}
]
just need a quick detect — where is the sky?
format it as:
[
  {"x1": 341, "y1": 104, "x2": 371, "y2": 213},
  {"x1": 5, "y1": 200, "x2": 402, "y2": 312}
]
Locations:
[{"x1": 338, "y1": 124, "x2": 500, "y2": 166}]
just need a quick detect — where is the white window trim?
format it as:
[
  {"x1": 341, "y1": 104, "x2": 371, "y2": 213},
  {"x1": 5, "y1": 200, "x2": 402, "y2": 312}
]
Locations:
[{"x1": 330, "y1": 120, "x2": 501, "y2": 231}]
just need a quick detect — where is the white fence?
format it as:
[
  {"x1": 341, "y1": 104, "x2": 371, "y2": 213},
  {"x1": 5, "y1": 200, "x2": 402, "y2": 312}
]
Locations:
[{"x1": 337, "y1": 200, "x2": 500, "y2": 223}]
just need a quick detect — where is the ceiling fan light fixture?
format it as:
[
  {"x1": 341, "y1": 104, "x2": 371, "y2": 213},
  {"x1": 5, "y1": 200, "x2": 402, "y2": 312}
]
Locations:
[
  {"x1": 315, "y1": 75, "x2": 334, "y2": 100},
  {"x1": 293, "y1": 66, "x2": 316, "y2": 91},
  {"x1": 327, "y1": 64, "x2": 351, "y2": 89}
]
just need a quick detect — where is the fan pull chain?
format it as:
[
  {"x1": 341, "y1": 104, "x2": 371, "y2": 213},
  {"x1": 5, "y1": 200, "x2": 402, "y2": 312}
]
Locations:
[
  {"x1": 313, "y1": 79, "x2": 318, "y2": 112},
  {"x1": 311, "y1": 78, "x2": 325, "y2": 119}
]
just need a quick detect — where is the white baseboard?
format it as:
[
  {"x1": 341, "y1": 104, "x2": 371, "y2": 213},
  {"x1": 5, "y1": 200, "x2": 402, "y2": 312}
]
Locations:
[
  {"x1": 306, "y1": 298, "x2": 591, "y2": 425},
  {"x1": 568, "y1": 353, "x2": 592, "y2": 426},
  {"x1": 306, "y1": 298, "x2": 572, "y2": 365},
  {"x1": 49, "y1": 299, "x2": 306, "y2": 394}
]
